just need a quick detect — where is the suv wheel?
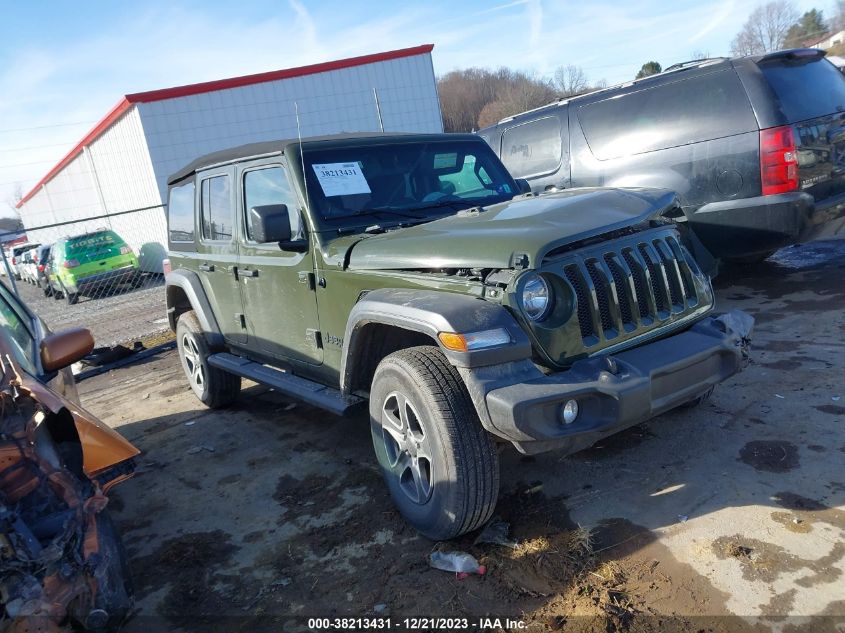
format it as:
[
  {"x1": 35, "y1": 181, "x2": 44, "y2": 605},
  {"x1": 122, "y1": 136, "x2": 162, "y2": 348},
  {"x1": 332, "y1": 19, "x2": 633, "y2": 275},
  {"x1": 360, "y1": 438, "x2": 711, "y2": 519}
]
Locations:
[
  {"x1": 176, "y1": 310, "x2": 241, "y2": 408},
  {"x1": 369, "y1": 346, "x2": 499, "y2": 540}
]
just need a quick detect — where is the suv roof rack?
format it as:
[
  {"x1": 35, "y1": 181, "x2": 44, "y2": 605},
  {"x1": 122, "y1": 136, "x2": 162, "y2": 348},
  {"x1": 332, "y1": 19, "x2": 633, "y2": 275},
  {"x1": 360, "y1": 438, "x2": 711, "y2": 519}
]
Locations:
[{"x1": 663, "y1": 57, "x2": 730, "y2": 73}]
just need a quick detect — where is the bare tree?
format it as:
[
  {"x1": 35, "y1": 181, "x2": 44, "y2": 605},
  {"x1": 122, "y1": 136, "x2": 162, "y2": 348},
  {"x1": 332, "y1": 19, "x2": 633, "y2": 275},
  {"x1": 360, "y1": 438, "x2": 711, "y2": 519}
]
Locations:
[
  {"x1": 730, "y1": 1, "x2": 799, "y2": 56},
  {"x1": 690, "y1": 50, "x2": 710, "y2": 60},
  {"x1": 438, "y1": 68, "x2": 557, "y2": 132},
  {"x1": 553, "y1": 64, "x2": 589, "y2": 97}
]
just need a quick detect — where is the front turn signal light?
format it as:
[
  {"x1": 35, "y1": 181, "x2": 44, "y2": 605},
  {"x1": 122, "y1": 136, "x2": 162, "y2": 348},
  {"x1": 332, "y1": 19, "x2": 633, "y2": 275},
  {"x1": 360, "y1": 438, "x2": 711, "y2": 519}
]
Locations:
[{"x1": 438, "y1": 328, "x2": 511, "y2": 352}]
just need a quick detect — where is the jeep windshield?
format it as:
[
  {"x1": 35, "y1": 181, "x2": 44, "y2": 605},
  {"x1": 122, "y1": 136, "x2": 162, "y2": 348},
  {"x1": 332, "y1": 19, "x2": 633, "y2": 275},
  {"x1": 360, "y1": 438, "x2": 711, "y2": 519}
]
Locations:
[{"x1": 301, "y1": 139, "x2": 518, "y2": 228}]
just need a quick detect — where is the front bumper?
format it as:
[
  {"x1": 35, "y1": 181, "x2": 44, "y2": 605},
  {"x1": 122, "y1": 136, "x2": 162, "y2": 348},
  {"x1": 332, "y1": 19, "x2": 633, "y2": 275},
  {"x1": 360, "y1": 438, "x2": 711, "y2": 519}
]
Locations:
[{"x1": 463, "y1": 313, "x2": 751, "y2": 455}]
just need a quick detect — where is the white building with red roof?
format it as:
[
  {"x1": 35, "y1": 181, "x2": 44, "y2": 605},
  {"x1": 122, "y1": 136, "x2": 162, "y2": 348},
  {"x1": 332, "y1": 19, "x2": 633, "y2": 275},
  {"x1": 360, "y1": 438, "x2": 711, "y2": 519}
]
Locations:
[{"x1": 16, "y1": 44, "x2": 441, "y2": 270}]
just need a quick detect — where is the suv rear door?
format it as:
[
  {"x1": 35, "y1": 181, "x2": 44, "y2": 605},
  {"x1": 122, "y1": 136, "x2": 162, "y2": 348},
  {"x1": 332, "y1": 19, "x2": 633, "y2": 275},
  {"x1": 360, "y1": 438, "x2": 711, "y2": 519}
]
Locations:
[
  {"x1": 195, "y1": 166, "x2": 247, "y2": 344},
  {"x1": 749, "y1": 52, "x2": 845, "y2": 217},
  {"x1": 236, "y1": 158, "x2": 322, "y2": 365}
]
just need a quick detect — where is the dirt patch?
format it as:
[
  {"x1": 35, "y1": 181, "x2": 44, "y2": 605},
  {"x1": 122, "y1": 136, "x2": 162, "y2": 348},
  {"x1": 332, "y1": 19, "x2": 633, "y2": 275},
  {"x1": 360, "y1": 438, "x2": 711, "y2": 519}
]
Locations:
[
  {"x1": 814, "y1": 405, "x2": 845, "y2": 416},
  {"x1": 713, "y1": 535, "x2": 844, "y2": 586},
  {"x1": 738, "y1": 440, "x2": 799, "y2": 473},
  {"x1": 130, "y1": 530, "x2": 250, "y2": 629},
  {"x1": 759, "y1": 358, "x2": 804, "y2": 370}
]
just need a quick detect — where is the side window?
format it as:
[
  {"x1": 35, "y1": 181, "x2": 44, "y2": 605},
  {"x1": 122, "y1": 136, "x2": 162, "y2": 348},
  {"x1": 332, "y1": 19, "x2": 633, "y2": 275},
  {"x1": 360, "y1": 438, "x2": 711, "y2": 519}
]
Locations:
[
  {"x1": 243, "y1": 166, "x2": 301, "y2": 241},
  {"x1": 577, "y1": 69, "x2": 757, "y2": 160},
  {"x1": 501, "y1": 116, "x2": 562, "y2": 178},
  {"x1": 200, "y1": 175, "x2": 233, "y2": 241},
  {"x1": 168, "y1": 180, "x2": 195, "y2": 242},
  {"x1": 0, "y1": 287, "x2": 37, "y2": 374}
]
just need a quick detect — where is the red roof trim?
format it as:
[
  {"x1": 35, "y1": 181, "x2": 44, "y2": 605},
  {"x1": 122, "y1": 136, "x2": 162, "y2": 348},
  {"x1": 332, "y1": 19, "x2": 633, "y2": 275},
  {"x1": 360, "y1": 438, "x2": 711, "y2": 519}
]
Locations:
[
  {"x1": 126, "y1": 44, "x2": 434, "y2": 103},
  {"x1": 18, "y1": 98, "x2": 132, "y2": 207},
  {"x1": 18, "y1": 44, "x2": 435, "y2": 208}
]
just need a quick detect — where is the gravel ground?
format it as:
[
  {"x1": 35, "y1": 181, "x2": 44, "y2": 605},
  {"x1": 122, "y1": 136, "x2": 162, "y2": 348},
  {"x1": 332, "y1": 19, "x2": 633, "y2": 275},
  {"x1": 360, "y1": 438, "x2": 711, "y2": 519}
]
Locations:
[
  {"x1": 8, "y1": 274, "x2": 168, "y2": 346},
  {"x1": 76, "y1": 240, "x2": 845, "y2": 631}
]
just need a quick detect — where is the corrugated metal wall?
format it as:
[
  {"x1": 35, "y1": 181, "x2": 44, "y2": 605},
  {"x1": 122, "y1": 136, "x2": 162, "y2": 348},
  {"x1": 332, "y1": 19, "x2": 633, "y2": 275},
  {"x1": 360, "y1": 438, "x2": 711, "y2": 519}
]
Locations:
[{"x1": 140, "y1": 53, "x2": 442, "y2": 200}]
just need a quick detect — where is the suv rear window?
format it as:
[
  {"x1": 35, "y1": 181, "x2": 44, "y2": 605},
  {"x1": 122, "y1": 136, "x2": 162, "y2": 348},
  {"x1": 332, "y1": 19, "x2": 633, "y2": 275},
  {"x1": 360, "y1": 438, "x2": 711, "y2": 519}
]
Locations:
[
  {"x1": 759, "y1": 58, "x2": 845, "y2": 123},
  {"x1": 578, "y1": 69, "x2": 757, "y2": 160},
  {"x1": 66, "y1": 231, "x2": 124, "y2": 256}
]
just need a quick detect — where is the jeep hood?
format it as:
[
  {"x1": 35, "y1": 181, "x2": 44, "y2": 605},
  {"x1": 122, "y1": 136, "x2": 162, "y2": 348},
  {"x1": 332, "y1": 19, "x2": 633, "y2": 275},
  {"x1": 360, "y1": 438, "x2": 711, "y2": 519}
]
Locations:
[{"x1": 346, "y1": 188, "x2": 679, "y2": 270}]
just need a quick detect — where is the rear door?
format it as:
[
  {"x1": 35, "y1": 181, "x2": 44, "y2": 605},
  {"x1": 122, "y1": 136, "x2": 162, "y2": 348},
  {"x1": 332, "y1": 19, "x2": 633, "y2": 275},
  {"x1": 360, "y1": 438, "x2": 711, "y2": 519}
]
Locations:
[
  {"x1": 755, "y1": 53, "x2": 845, "y2": 203},
  {"x1": 195, "y1": 167, "x2": 247, "y2": 344},
  {"x1": 236, "y1": 158, "x2": 322, "y2": 365}
]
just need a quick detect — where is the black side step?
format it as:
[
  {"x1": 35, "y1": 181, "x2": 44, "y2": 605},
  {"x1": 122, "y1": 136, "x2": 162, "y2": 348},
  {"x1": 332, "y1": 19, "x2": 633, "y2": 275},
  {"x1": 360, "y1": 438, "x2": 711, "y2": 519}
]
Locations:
[{"x1": 207, "y1": 353, "x2": 364, "y2": 416}]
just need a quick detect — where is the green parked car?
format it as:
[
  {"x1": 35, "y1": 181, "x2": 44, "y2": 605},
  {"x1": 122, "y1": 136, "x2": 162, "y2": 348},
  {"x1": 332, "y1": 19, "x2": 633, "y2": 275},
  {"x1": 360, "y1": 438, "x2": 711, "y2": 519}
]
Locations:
[{"x1": 48, "y1": 230, "x2": 142, "y2": 304}]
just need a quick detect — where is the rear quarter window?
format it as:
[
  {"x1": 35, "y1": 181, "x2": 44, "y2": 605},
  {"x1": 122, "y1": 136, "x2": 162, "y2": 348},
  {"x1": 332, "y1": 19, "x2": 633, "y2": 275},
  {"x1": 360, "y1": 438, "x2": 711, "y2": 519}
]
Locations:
[
  {"x1": 578, "y1": 69, "x2": 757, "y2": 160},
  {"x1": 760, "y1": 58, "x2": 845, "y2": 123},
  {"x1": 500, "y1": 116, "x2": 562, "y2": 178},
  {"x1": 168, "y1": 180, "x2": 196, "y2": 243}
]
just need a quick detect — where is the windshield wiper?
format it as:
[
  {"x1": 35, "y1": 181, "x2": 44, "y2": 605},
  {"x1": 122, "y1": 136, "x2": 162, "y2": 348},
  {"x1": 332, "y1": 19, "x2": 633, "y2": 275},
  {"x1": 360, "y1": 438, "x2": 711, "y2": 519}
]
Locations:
[
  {"x1": 326, "y1": 206, "x2": 427, "y2": 221},
  {"x1": 407, "y1": 199, "x2": 486, "y2": 214}
]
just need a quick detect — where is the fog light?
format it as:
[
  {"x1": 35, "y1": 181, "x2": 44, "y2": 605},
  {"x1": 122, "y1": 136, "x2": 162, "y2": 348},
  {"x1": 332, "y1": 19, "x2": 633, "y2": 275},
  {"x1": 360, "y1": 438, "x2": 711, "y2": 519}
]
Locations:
[{"x1": 560, "y1": 400, "x2": 579, "y2": 425}]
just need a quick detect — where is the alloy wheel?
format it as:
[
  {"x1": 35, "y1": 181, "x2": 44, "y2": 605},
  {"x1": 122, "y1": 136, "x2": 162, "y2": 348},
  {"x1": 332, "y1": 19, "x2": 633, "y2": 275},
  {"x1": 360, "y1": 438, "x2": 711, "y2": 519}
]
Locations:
[
  {"x1": 380, "y1": 391, "x2": 434, "y2": 505},
  {"x1": 181, "y1": 334, "x2": 205, "y2": 391}
]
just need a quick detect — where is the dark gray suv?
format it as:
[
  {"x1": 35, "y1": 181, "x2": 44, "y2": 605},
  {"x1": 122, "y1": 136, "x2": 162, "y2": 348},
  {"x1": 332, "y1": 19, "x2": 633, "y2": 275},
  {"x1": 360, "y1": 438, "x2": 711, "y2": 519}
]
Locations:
[{"x1": 478, "y1": 49, "x2": 845, "y2": 262}]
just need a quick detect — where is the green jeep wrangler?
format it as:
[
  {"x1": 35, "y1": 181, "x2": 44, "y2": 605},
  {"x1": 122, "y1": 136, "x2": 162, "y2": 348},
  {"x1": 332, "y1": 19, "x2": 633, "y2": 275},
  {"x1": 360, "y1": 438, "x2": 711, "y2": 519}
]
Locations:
[{"x1": 164, "y1": 133, "x2": 751, "y2": 539}]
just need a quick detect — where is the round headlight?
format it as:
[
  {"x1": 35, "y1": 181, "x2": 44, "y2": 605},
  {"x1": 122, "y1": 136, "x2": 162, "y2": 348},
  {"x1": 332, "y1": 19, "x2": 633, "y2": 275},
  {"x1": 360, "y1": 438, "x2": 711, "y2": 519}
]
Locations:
[{"x1": 521, "y1": 273, "x2": 552, "y2": 321}]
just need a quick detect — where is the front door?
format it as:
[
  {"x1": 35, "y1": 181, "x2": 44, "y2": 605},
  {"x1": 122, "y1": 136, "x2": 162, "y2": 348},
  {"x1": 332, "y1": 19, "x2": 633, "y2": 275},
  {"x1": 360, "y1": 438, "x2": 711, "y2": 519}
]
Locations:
[
  {"x1": 195, "y1": 166, "x2": 246, "y2": 344},
  {"x1": 236, "y1": 159, "x2": 322, "y2": 365}
]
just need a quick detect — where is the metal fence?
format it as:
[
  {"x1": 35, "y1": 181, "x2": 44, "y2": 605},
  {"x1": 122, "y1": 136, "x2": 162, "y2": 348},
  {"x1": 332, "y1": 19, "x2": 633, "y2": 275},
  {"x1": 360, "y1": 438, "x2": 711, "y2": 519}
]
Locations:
[{"x1": 1, "y1": 205, "x2": 171, "y2": 347}]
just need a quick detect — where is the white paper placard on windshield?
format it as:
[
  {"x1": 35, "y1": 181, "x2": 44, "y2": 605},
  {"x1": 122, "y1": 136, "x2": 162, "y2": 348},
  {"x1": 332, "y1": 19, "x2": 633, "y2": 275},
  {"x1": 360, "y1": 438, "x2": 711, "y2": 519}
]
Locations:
[{"x1": 312, "y1": 162, "x2": 371, "y2": 197}]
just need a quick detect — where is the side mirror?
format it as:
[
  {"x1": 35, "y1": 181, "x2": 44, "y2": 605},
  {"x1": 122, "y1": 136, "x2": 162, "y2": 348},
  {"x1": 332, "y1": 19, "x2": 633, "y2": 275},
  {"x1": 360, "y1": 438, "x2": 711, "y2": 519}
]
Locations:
[
  {"x1": 515, "y1": 179, "x2": 532, "y2": 195},
  {"x1": 40, "y1": 328, "x2": 95, "y2": 372},
  {"x1": 250, "y1": 204, "x2": 292, "y2": 243}
]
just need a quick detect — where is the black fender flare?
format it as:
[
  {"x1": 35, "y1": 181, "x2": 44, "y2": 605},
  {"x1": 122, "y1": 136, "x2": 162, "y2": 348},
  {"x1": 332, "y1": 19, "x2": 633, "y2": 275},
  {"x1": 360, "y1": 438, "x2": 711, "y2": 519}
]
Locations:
[
  {"x1": 340, "y1": 288, "x2": 531, "y2": 394},
  {"x1": 165, "y1": 269, "x2": 224, "y2": 348}
]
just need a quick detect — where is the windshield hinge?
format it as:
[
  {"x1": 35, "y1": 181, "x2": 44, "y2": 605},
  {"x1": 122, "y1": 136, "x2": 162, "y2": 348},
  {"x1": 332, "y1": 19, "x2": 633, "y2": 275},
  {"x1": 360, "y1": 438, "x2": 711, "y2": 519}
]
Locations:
[
  {"x1": 298, "y1": 271, "x2": 315, "y2": 290},
  {"x1": 511, "y1": 253, "x2": 530, "y2": 270}
]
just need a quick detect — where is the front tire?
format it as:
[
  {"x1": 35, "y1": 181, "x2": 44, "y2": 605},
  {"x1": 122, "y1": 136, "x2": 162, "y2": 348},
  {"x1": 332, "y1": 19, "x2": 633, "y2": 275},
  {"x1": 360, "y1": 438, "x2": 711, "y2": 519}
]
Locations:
[
  {"x1": 369, "y1": 346, "x2": 499, "y2": 540},
  {"x1": 176, "y1": 310, "x2": 241, "y2": 408}
]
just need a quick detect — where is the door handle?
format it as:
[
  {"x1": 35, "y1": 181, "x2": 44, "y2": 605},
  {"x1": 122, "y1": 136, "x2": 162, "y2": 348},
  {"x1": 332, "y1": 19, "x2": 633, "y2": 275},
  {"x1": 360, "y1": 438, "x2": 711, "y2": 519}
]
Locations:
[
  {"x1": 198, "y1": 263, "x2": 215, "y2": 272},
  {"x1": 239, "y1": 268, "x2": 258, "y2": 278}
]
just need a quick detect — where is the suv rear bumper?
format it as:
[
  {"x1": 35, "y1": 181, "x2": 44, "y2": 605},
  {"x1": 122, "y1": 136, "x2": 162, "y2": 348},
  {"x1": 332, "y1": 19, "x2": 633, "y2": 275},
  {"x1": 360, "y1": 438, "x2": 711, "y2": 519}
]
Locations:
[
  {"x1": 462, "y1": 314, "x2": 751, "y2": 455},
  {"x1": 66, "y1": 266, "x2": 140, "y2": 293},
  {"x1": 687, "y1": 190, "x2": 845, "y2": 258}
]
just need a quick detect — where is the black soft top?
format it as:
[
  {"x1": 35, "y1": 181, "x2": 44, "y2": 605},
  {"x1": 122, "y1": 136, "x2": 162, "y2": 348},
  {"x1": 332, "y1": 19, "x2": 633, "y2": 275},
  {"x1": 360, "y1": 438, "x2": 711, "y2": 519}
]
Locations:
[{"x1": 167, "y1": 132, "x2": 481, "y2": 185}]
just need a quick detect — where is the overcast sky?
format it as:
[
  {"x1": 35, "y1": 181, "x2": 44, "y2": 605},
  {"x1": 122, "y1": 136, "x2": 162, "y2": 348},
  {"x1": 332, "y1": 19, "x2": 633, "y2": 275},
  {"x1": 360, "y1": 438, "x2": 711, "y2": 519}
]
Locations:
[{"x1": 0, "y1": 0, "x2": 829, "y2": 217}]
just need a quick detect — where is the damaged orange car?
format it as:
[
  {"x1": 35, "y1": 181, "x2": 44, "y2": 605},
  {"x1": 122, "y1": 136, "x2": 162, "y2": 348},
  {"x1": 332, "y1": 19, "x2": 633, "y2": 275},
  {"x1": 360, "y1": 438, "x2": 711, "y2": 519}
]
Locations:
[{"x1": 0, "y1": 281, "x2": 139, "y2": 632}]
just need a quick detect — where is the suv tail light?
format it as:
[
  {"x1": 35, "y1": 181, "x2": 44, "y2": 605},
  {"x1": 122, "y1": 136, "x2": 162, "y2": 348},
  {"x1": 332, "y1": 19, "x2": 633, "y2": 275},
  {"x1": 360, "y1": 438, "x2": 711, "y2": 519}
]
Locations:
[
  {"x1": 120, "y1": 245, "x2": 132, "y2": 255},
  {"x1": 38, "y1": 264, "x2": 45, "y2": 273},
  {"x1": 11, "y1": 257, "x2": 16, "y2": 265},
  {"x1": 162, "y1": 258, "x2": 172, "y2": 275},
  {"x1": 760, "y1": 126, "x2": 798, "y2": 195},
  {"x1": 64, "y1": 259, "x2": 80, "y2": 269}
]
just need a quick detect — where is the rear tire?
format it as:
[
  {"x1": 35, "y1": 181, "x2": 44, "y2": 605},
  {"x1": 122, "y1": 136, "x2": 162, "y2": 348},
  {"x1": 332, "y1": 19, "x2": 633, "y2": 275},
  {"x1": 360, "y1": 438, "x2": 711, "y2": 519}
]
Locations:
[
  {"x1": 369, "y1": 346, "x2": 499, "y2": 540},
  {"x1": 176, "y1": 310, "x2": 241, "y2": 408}
]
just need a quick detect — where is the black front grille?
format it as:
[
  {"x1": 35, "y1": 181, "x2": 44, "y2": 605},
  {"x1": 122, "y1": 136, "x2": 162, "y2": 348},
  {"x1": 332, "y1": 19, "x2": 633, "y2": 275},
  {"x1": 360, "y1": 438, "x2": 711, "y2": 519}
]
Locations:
[{"x1": 561, "y1": 233, "x2": 703, "y2": 347}]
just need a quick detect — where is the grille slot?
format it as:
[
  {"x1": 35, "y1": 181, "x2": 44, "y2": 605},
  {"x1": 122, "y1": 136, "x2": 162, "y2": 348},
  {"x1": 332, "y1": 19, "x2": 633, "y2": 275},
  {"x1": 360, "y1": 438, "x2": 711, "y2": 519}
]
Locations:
[
  {"x1": 564, "y1": 264, "x2": 594, "y2": 340},
  {"x1": 604, "y1": 254, "x2": 634, "y2": 326},
  {"x1": 585, "y1": 260, "x2": 614, "y2": 333}
]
